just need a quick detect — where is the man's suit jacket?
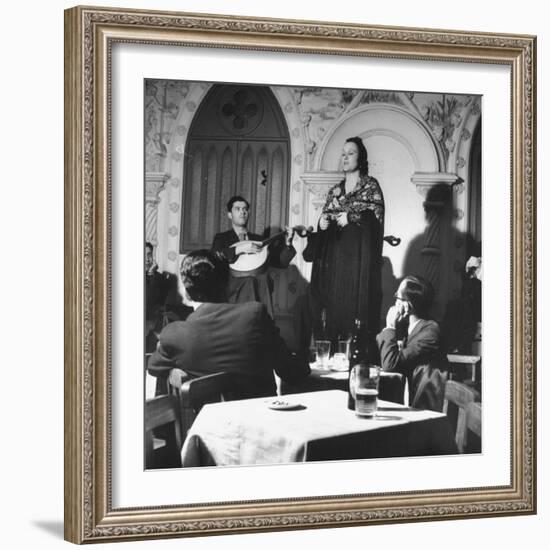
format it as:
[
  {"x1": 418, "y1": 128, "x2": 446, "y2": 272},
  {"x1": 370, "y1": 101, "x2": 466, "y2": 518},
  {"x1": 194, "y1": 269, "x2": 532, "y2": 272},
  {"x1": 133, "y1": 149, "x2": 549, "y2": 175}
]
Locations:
[
  {"x1": 377, "y1": 319, "x2": 448, "y2": 411},
  {"x1": 148, "y1": 301, "x2": 310, "y2": 399},
  {"x1": 211, "y1": 229, "x2": 295, "y2": 267}
]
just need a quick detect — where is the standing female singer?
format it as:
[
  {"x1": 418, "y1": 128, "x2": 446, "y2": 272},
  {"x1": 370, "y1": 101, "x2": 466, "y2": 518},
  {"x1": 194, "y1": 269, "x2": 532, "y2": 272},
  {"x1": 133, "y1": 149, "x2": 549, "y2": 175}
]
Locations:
[{"x1": 302, "y1": 136, "x2": 385, "y2": 343}]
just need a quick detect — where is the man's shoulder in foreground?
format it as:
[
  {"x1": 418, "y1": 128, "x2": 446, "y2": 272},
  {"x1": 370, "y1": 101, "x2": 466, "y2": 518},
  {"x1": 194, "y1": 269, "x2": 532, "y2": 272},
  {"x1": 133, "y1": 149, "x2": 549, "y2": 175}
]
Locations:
[
  {"x1": 214, "y1": 300, "x2": 266, "y2": 317},
  {"x1": 155, "y1": 319, "x2": 188, "y2": 341},
  {"x1": 193, "y1": 300, "x2": 266, "y2": 319}
]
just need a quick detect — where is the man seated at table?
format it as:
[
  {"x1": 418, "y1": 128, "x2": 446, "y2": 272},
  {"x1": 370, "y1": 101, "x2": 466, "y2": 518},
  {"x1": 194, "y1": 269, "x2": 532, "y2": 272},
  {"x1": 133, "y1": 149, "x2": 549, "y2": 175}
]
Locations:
[
  {"x1": 376, "y1": 275, "x2": 448, "y2": 411},
  {"x1": 145, "y1": 241, "x2": 192, "y2": 353},
  {"x1": 148, "y1": 249, "x2": 310, "y2": 399}
]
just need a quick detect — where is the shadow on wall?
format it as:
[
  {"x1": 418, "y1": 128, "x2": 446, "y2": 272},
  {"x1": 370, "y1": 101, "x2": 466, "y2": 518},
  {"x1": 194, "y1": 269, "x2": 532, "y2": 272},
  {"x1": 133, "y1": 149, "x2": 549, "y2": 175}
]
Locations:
[
  {"x1": 400, "y1": 183, "x2": 456, "y2": 320},
  {"x1": 272, "y1": 264, "x2": 309, "y2": 351},
  {"x1": 260, "y1": 224, "x2": 312, "y2": 352},
  {"x1": 380, "y1": 256, "x2": 399, "y2": 322},
  {"x1": 397, "y1": 183, "x2": 481, "y2": 353},
  {"x1": 301, "y1": 182, "x2": 482, "y2": 356}
]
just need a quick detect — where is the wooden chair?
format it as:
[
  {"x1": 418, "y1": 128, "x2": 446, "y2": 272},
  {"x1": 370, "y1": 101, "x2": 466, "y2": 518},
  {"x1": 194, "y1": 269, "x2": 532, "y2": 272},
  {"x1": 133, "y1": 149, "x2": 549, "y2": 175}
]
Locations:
[
  {"x1": 447, "y1": 354, "x2": 481, "y2": 383},
  {"x1": 144, "y1": 394, "x2": 183, "y2": 469},
  {"x1": 145, "y1": 352, "x2": 169, "y2": 396},
  {"x1": 171, "y1": 372, "x2": 238, "y2": 438},
  {"x1": 471, "y1": 322, "x2": 482, "y2": 355},
  {"x1": 447, "y1": 354, "x2": 482, "y2": 400},
  {"x1": 379, "y1": 372, "x2": 406, "y2": 405},
  {"x1": 465, "y1": 401, "x2": 482, "y2": 453},
  {"x1": 443, "y1": 380, "x2": 478, "y2": 453}
]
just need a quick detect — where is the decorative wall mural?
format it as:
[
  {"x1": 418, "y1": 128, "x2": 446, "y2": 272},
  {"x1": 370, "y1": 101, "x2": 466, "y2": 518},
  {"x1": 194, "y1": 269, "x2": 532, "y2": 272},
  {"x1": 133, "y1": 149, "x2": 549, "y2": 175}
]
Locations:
[
  {"x1": 296, "y1": 88, "x2": 360, "y2": 158},
  {"x1": 359, "y1": 90, "x2": 404, "y2": 106},
  {"x1": 145, "y1": 80, "x2": 191, "y2": 172},
  {"x1": 411, "y1": 93, "x2": 473, "y2": 160}
]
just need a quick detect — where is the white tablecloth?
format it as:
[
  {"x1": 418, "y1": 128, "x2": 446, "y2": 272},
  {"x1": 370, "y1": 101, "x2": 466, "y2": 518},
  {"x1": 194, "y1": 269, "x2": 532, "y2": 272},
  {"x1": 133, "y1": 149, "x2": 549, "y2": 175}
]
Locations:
[{"x1": 180, "y1": 390, "x2": 457, "y2": 467}]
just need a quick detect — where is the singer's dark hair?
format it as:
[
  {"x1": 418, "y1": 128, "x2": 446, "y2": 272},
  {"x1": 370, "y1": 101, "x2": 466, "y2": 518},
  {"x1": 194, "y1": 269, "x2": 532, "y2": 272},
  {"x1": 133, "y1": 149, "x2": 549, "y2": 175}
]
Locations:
[
  {"x1": 179, "y1": 249, "x2": 229, "y2": 303},
  {"x1": 345, "y1": 136, "x2": 369, "y2": 176}
]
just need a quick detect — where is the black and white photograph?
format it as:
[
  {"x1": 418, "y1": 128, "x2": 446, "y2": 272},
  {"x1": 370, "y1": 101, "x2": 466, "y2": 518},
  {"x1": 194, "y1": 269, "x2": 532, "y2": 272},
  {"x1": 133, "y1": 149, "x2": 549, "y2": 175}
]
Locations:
[
  {"x1": 55, "y1": 0, "x2": 538, "y2": 546},
  {"x1": 144, "y1": 80, "x2": 483, "y2": 469}
]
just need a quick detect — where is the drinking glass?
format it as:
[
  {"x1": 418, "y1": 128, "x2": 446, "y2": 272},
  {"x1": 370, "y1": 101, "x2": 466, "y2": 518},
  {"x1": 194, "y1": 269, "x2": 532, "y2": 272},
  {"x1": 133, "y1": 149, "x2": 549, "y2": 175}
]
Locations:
[
  {"x1": 349, "y1": 364, "x2": 381, "y2": 416},
  {"x1": 315, "y1": 340, "x2": 331, "y2": 370},
  {"x1": 337, "y1": 339, "x2": 350, "y2": 358},
  {"x1": 332, "y1": 352, "x2": 349, "y2": 371}
]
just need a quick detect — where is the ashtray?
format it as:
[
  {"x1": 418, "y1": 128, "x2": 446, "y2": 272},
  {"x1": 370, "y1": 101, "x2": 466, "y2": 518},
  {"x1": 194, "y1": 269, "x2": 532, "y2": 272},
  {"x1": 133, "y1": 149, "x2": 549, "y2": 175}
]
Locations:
[{"x1": 267, "y1": 399, "x2": 303, "y2": 411}]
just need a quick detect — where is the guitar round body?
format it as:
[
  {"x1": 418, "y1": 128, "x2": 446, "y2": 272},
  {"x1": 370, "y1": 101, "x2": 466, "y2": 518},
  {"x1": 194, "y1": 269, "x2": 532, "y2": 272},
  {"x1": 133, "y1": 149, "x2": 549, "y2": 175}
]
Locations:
[{"x1": 229, "y1": 246, "x2": 269, "y2": 278}]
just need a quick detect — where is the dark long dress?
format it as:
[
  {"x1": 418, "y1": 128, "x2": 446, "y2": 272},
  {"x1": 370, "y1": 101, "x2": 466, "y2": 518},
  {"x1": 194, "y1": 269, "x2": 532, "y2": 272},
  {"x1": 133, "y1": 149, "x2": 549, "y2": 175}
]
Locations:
[{"x1": 303, "y1": 175, "x2": 384, "y2": 344}]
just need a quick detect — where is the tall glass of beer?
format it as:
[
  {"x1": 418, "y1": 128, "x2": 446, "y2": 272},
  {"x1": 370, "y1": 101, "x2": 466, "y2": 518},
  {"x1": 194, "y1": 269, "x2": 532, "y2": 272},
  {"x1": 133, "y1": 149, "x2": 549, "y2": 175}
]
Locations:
[{"x1": 349, "y1": 364, "x2": 380, "y2": 417}]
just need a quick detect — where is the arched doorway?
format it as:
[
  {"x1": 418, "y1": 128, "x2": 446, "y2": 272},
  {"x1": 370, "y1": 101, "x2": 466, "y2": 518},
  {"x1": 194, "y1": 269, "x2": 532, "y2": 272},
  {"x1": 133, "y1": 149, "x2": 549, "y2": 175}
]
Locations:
[{"x1": 179, "y1": 84, "x2": 291, "y2": 252}]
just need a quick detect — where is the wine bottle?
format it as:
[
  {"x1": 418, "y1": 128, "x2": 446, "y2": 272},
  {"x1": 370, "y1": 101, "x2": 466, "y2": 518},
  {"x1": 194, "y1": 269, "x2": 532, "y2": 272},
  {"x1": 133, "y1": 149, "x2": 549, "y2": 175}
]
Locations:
[
  {"x1": 319, "y1": 308, "x2": 327, "y2": 339},
  {"x1": 309, "y1": 308, "x2": 328, "y2": 363},
  {"x1": 365, "y1": 328, "x2": 380, "y2": 366},
  {"x1": 347, "y1": 318, "x2": 366, "y2": 410},
  {"x1": 308, "y1": 332, "x2": 316, "y2": 364}
]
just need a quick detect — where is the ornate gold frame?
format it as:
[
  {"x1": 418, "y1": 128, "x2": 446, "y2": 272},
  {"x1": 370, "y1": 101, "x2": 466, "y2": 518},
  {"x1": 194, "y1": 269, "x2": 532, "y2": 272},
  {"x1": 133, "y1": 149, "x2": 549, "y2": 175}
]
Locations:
[{"x1": 64, "y1": 5, "x2": 536, "y2": 544}]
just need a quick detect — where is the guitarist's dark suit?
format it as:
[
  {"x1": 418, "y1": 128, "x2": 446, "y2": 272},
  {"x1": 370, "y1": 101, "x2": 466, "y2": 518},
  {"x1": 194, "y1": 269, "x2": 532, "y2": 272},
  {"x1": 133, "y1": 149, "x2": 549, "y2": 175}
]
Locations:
[
  {"x1": 211, "y1": 229, "x2": 295, "y2": 316},
  {"x1": 212, "y1": 229, "x2": 295, "y2": 267}
]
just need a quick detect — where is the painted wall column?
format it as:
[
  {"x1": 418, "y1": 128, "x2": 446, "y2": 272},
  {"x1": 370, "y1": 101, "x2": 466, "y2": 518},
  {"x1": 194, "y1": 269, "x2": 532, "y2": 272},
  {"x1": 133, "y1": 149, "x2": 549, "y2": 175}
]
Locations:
[
  {"x1": 298, "y1": 171, "x2": 342, "y2": 278},
  {"x1": 145, "y1": 172, "x2": 169, "y2": 248}
]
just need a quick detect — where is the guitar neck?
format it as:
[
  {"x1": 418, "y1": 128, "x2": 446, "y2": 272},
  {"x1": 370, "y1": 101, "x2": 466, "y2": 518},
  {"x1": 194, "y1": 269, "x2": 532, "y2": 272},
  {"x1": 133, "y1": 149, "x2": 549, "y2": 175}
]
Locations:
[{"x1": 260, "y1": 230, "x2": 286, "y2": 247}]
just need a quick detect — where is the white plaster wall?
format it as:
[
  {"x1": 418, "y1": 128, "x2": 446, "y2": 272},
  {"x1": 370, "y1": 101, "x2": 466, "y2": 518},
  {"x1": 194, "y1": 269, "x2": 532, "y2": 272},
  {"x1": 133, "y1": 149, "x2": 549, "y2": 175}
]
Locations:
[
  {"x1": 318, "y1": 105, "x2": 441, "y2": 172},
  {"x1": 370, "y1": 136, "x2": 421, "y2": 256}
]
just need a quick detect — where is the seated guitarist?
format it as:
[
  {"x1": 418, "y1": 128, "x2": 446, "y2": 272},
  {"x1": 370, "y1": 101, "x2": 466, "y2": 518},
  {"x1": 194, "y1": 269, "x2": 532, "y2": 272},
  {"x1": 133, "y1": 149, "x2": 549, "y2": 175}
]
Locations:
[{"x1": 211, "y1": 195, "x2": 295, "y2": 317}]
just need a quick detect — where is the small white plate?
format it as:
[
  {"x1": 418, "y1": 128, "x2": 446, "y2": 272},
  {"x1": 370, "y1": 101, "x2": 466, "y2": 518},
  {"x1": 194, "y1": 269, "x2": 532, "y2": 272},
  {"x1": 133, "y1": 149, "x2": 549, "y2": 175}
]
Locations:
[{"x1": 267, "y1": 399, "x2": 302, "y2": 411}]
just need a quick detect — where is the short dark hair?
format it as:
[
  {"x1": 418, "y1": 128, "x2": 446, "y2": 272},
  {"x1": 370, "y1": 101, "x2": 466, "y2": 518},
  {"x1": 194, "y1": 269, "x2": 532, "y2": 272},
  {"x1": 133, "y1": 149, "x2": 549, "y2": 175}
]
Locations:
[
  {"x1": 227, "y1": 195, "x2": 250, "y2": 212},
  {"x1": 345, "y1": 136, "x2": 369, "y2": 176},
  {"x1": 179, "y1": 249, "x2": 229, "y2": 302},
  {"x1": 400, "y1": 275, "x2": 435, "y2": 317},
  {"x1": 145, "y1": 241, "x2": 153, "y2": 252}
]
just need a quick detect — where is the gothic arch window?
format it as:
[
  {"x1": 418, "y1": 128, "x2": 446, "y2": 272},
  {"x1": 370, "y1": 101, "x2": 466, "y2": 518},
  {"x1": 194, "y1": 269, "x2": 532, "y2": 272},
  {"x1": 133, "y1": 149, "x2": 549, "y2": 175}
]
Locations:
[{"x1": 180, "y1": 84, "x2": 290, "y2": 252}]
